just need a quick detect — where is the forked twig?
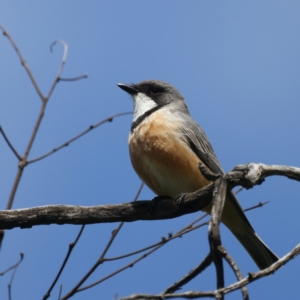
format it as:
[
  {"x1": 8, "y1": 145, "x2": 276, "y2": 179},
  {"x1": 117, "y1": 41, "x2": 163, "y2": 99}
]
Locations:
[
  {"x1": 0, "y1": 26, "x2": 87, "y2": 249},
  {"x1": 5, "y1": 38, "x2": 70, "y2": 211}
]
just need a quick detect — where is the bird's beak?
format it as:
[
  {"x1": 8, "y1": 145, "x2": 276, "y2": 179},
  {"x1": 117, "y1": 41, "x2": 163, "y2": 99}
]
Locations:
[{"x1": 117, "y1": 83, "x2": 138, "y2": 95}]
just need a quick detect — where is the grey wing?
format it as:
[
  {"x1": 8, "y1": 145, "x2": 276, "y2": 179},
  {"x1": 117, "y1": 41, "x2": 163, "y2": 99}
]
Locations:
[{"x1": 180, "y1": 116, "x2": 224, "y2": 175}]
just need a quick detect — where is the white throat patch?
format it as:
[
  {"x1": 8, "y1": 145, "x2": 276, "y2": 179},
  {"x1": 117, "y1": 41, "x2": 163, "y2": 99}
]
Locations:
[{"x1": 132, "y1": 92, "x2": 158, "y2": 121}]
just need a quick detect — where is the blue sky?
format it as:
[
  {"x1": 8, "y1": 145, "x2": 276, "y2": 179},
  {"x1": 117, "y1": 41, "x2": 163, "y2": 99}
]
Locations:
[{"x1": 1, "y1": 1, "x2": 300, "y2": 299}]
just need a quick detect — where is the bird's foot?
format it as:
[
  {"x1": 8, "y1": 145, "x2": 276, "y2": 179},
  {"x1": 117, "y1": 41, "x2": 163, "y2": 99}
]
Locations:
[{"x1": 149, "y1": 195, "x2": 172, "y2": 214}]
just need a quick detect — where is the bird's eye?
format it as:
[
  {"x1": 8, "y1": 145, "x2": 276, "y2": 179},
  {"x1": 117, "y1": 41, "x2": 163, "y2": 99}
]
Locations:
[{"x1": 150, "y1": 87, "x2": 159, "y2": 95}]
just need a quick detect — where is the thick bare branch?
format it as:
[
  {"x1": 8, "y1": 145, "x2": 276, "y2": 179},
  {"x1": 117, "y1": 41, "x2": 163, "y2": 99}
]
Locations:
[
  {"x1": 0, "y1": 184, "x2": 214, "y2": 230},
  {"x1": 1, "y1": 163, "x2": 299, "y2": 230},
  {"x1": 229, "y1": 163, "x2": 300, "y2": 186}
]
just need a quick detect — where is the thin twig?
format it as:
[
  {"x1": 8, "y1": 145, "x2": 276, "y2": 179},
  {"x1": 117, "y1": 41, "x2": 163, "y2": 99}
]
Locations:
[
  {"x1": 101, "y1": 210, "x2": 209, "y2": 263},
  {"x1": 177, "y1": 213, "x2": 208, "y2": 234},
  {"x1": 243, "y1": 201, "x2": 269, "y2": 212},
  {"x1": 162, "y1": 252, "x2": 214, "y2": 294},
  {"x1": 103, "y1": 220, "x2": 208, "y2": 262},
  {"x1": 59, "y1": 74, "x2": 88, "y2": 82},
  {"x1": 101, "y1": 182, "x2": 144, "y2": 258},
  {"x1": 0, "y1": 24, "x2": 44, "y2": 100},
  {"x1": 8, "y1": 284, "x2": 12, "y2": 300},
  {"x1": 0, "y1": 252, "x2": 24, "y2": 276},
  {"x1": 6, "y1": 253, "x2": 24, "y2": 300},
  {"x1": 61, "y1": 182, "x2": 144, "y2": 300},
  {"x1": 43, "y1": 226, "x2": 85, "y2": 300},
  {"x1": 58, "y1": 285, "x2": 63, "y2": 300},
  {"x1": 8, "y1": 267, "x2": 17, "y2": 300},
  {"x1": 27, "y1": 111, "x2": 133, "y2": 164},
  {"x1": 234, "y1": 186, "x2": 243, "y2": 195},
  {"x1": 0, "y1": 127, "x2": 21, "y2": 160},
  {"x1": 76, "y1": 243, "x2": 163, "y2": 295},
  {"x1": 47, "y1": 40, "x2": 68, "y2": 101}
]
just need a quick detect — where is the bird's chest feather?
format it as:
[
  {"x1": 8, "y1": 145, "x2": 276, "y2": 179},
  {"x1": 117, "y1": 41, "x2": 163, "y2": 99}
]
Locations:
[{"x1": 128, "y1": 112, "x2": 210, "y2": 197}]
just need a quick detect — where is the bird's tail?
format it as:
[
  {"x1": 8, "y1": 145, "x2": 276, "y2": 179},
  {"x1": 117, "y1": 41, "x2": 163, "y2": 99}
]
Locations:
[{"x1": 221, "y1": 192, "x2": 279, "y2": 270}]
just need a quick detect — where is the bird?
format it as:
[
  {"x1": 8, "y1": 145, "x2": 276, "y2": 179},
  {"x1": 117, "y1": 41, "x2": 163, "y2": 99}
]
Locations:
[{"x1": 117, "y1": 79, "x2": 278, "y2": 270}]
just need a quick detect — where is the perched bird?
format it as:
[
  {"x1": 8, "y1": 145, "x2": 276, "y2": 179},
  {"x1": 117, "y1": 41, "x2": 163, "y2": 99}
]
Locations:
[{"x1": 118, "y1": 80, "x2": 278, "y2": 269}]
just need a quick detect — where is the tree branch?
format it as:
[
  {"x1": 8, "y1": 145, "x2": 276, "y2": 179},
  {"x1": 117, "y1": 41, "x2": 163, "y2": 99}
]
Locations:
[
  {"x1": 0, "y1": 163, "x2": 299, "y2": 230},
  {"x1": 119, "y1": 244, "x2": 300, "y2": 300},
  {"x1": 0, "y1": 184, "x2": 213, "y2": 230}
]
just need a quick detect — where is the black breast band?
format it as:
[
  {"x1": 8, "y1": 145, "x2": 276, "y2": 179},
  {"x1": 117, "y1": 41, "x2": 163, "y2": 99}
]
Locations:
[{"x1": 131, "y1": 105, "x2": 164, "y2": 133}]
